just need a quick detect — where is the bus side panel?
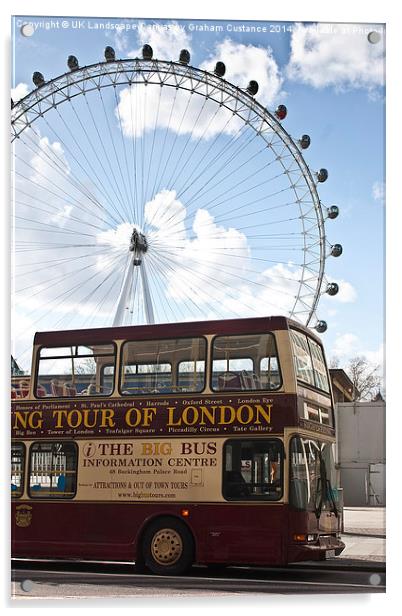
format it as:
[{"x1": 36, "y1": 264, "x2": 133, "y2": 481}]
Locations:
[
  {"x1": 12, "y1": 501, "x2": 288, "y2": 566},
  {"x1": 198, "y1": 503, "x2": 287, "y2": 566},
  {"x1": 12, "y1": 502, "x2": 163, "y2": 561}
]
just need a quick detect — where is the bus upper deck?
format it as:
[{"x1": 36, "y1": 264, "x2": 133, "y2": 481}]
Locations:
[{"x1": 12, "y1": 315, "x2": 334, "y2": 437}]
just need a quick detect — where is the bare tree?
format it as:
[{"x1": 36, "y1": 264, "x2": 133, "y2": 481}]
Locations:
[
  {"x1": 329, "y1": 356, "x2": 340, "y2": 369},
  {"x1": 346, "y1": 356, "x2": 382, "y2": 401}
]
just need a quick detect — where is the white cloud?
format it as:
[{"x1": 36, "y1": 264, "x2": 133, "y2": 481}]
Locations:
[
  {"x1": 372, "y1": 181, "x2": 385, "y2": 205},
  {"x1": 329, "y1": 335, "x2": 384, "y2": 382},
  {"x1": 50, "y1": 205, "x2": 73, "y2": 228},
  {"x1": 119, "y1": 22, "x2": 191, "y2": 61},
  {"x1": 97, "y1": 222, "x2": 136, "y2": 251},
  {"x1": 286, "y1": 23, "x2": 385, "y2": 92},
  {"x1": 115, "y1": 36, "x2": 284, "y2": 141},
  {"x1": 12, "y1": 82, "x2": 30, "y2": 103},
  {"x1": 136, "y1": 22, "x2": 191, "y2": 61},
  {"x1": 145, "y1": 189, "x2": 186, "y2": 241},
  {"x1": 364, "y1": 343, "x2": 384, "y2": 370},
  {"x1": 137, "y1": 190, "x2": 302, "y2": 318},
  {"x1": 200, "y1": 39, "x2": 284, "y2": 107},
  {"x1": 333, "y1": 279, "x2": 357, "y2": 303},
  {"x1": 143, "y1": 190, "x2": 250, "y2": 305},
  {"x1": 116, "y1": 79, "x2": 242, "y2": 140},
  {"x1": 331, "y1": 332, "x2": 360, "y2": 359}
]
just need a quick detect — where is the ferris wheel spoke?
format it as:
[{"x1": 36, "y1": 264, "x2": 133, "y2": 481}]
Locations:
[
  {"x1": 146, "y1": 250, "x2": 215, "y2": 321},
  {"x1": 207, "y1": 187, "x2": 300, "y2": 225},
  {"x1": 113, "y1": 87, "x2": 136, "y2": 221},
  {"x1": 98, "y1": 91, "x2": 134, "y2": 219},
  {"x1": 149, "y1": 242, "x2": 302, "y2": 283},
  {"x1": 127, "y1": 85, "x2": 139, "y2": 225},
  {"x1": 13, "y1": 155, "x2": 105, "y2": 220},
  {"x1": 13, "y1": 247, "x2": 111, "y2": 277},
  {"x1": 172, "y1": 109, "x2": 250, "y2": 204},
  {"x1": 150, "y1": 132, "x2": 267, "y2": 233},
  {"x1": 14, "y1": 199, "x2": 110, "y2": 235},
  {"x1": 177, "y1": 128, "x2": 259, "y2": 211},
  {"x1": 14, "y1": 170, "x2": 113, "y2": 231},
  {"x1": 147, "y1": 86, "x2": 179, "y2": 210},
  {"x1": 20, "y1": 248, "x2": 121, "y2": 297},
  {"x1": 17, "y1": 246, "x2": 122, "y2": 295},
  {"x1": 77, "y1": 101, "x2": 131, "y2": 226},
  {"x1": 46, "y1": 108, "x2": 126, "y2": 227},
  {"x1": 16, "y1": 130, "x2": 112, "y2": 221},
  {"x1": 18, "y1": 250, "x2": 126, "y2": 330},
  {"x1": 212, "y1": 200, "x2": 298, "y2": 227},
  {"x1": 13, "y1": 217, "x2": 101, "y2": 240},
  {"x1": 183, "y1": 126, "x2": 282, "y2": 207},
  {"x1": 162, "y1": 94, "x2": 210, "y2": 192},
  {"x1": 149, "y1": 248, "x2": 257, "y2": 314},
  {"x1": 146, "y1": 251, "x2": 232, "y2": 321},
  {"x1": 166, "y1": 101, "x2": 225, "y2": 198},
  {"x1": 150, "y1": 243, "x2": 306, "y2": 275},
  {"x1": 185, "y1": 142, "x2": 292, "y2": 215},
  {"x1": 150, "y1": 241, "x2": 299, "y2": 300},
  {"x1": 147, "y1": 90, "x2": 193, "y2": 222},
  {"x1": 194, "y1": 170, "x2": 289, "y2": 217},
  {"x1": 143, "y1": 84, "x2": 163, "y2": 212}
]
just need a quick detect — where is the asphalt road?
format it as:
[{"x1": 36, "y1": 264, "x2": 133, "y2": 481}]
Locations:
[{"x1": 11, "y1": 560, "x2": 386, "y2": 598}]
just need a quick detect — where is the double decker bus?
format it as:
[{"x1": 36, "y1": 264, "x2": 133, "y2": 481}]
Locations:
[{"x1": 11, "y1": 316, "x2": 344, "y2": 575}]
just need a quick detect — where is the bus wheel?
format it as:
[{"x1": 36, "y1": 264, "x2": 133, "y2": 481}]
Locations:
[{"x1": 142, "y1": 517, "x2": 194, "y2": 575}]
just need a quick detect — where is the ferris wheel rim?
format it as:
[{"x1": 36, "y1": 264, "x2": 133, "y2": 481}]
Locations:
[{"x1": 12, "y1": 56, "x2": 327, "y2": 327}]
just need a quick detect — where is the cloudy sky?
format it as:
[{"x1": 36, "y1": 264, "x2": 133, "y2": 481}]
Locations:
[{"x1": 11, "y1": 12, "x2": 385, "y2": 375}]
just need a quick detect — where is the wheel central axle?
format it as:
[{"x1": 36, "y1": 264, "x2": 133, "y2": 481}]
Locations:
[{"x1": 129, "y1": 228, "x2": 148, "y2": 266}]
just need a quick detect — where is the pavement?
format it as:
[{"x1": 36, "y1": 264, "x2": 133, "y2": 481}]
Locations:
[{"x1": 312, "y1": 506, "x2": 386, "y2": 570}]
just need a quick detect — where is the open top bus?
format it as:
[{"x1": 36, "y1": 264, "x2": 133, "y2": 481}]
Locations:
[{"x1": 11, "y1": 316, "x2": 344, "y2": 574}]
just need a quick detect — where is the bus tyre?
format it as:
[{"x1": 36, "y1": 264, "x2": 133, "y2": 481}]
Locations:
[{"x1": 142, "y1": 517, "x2": 194, "y2": 575}]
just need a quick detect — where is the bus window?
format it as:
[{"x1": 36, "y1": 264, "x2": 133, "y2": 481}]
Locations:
[
  {"x1": 11, "y1": 443, "x2": 25, "y2": 498},
  {"x1": 290, "y1": 330, "x2": 330, "y2": 393},
  {"x1": 290, "y1": 330, "x2": 315, "y2": 387},
  {"x1": 309, "y1": 339, "x2": 330, "y2": 393},
  {"x1": 29, "y1": 442, "x2": 77, "y2": 499},
  {"x1": 289, "y1": 437, "x2": 339, "y2": 514},
  {"x1": 177, "y1": 360, "x2": 206, "y2": 392},
  {"x1": 212, "y1": 333, "x2": 281, "y2": 392},
  {"x1": 223, "y1": 439, "x2": 283, "y2": 500},
  {"x1": 260, "y1": 356, "x2": 281, "y2": 389},
  {"x1": 121, "y1": 337, "x2": 206, "y2": 395},
  {"x1": 36, "y1": 344, "x2": 115, "y2": 397}
]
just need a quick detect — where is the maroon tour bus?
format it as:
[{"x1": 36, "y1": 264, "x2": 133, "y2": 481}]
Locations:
[{"x1": 11, "y1": 316, "x2": 344, "y2": 574}]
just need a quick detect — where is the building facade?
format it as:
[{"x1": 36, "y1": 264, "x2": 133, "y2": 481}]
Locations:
[{"x1": 335, "y1": 401, "x2": 385, "y2": 506}]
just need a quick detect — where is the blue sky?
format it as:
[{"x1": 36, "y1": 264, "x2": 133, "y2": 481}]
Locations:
[{"x1": 11, "y1": 14, "x2": 385, "y2": 375}]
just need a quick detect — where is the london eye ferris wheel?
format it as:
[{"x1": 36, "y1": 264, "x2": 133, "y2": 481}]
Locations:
[{"x1": 11, "y1": 44, "x2": 342, "y2": 366}]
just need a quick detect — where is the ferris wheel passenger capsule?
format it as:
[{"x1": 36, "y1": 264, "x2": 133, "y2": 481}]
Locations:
[
  {"x1": 179, "y1": 49, "x2": 191, "y2": 65},
  {"x1": 299, "y1": 134, "x2": 311, "y2": 149},
  {"x1": 330, "y1": 244, "x2": 343, "y2": 257},
  {"x1": 32, "y1": 71, "x2": 45, "y2": 88},
  {"x1": 315, "y1": 320, "x2": 328, "y2": 334},
  {"x1": 104, "y1": 46, "x2": 116, "y2": 62},
  {"x1": 214, "y1": 61, "x2": 226, "y2": 77},
  {"x1": 317, "y1": 168, "x2": 328, "y2": 183},
  {"x1": 67, "y1": 55, "x2": 79, "y2": 71},
  {"x1": 247, "y1": 80, "x2": 259, "y2": 96},
  {"x1": 142, "y1": 44, "x2": 153, "y2": 60},
  {"x1": 327, "y1": 205, "x2": 339, "y2": 219},
  {"x1": 275, "y1": 105, "x2": 287, "y2": 120},
  {"x1": 326, "y1": 282, "x2": 339, "y2": 296}
]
